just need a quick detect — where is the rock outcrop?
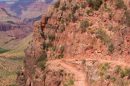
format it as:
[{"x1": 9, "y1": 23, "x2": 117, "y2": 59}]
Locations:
[{"x1": 17, "y1": 0, "x2": 130, "y2": 86}]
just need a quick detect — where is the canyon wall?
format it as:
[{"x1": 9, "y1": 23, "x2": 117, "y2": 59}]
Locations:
[{"x1": 17, "y1": 0, "x2": 130, "y2": 86}]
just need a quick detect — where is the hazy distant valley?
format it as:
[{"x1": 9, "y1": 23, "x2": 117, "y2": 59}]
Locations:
[
  {"x1": 0, "y1": 0, "x2": 54, "y2": 85},
  {"x1": 0, "y1": 0, "x2": 54, "y2": 57}
]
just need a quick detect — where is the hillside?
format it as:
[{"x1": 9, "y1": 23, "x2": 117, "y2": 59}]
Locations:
[
  {"x1": 0, "y1": 0, "x2": 54, "y2": 57},
  {"x1": 17, "y1": 0, "x2": 130, "y2": 86},
  {"x1": 0, "y1": 33, "x2": 32, "y2": 57},
  {"x1": 0, "y1": 8, "x2": 19, "y2": 22}
]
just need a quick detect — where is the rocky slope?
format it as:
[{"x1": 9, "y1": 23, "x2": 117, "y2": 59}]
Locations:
[{"x1": 17, "y1": 0, "x2": 130, "y2": 86}]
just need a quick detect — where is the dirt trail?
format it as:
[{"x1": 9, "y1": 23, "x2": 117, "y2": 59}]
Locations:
[
  {"x1": 60, "y1": 60, "x2": 88, "y2": 86},
  {"x1": 48, "y1": 58, "x2": 130, "y2": 86},
  {"x1": 48, "y1": 59, "x2": 88, "y2": 86}
]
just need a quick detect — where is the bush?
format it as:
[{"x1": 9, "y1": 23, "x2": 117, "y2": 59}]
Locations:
[
  {"x1": 43, "y1": 41, "x2": 53, "y2": 50},
  {"x1": 48, "y1": 34, "x2": 55, "y2": 41},
  {"x1": 0, "y1": 48, "x2": 9, "y2": 54},
  {"x1": 115, "y1": 0, "x2": 126, "y2": 9},
  {"x1": 86, "y1": 0, "x2": 103, "y2": 10},
  {"x1": 86, "y1": 9, "x2": 94, "y2": 16},
  {"x1": 58, "y1": 54, "x2": 64, "y2": 59},
  {"x1": 115, "y1": 65, "x2": 122, "y2": 74},
  {"x1": 99, "y1": 63, "x2": 110, "y2": 76},
  {"x1": 96, "y1": 29, "x2": 115, "y2": 54},
  {"x1": 57, "y1": 45, "x2": 65, "y2": 59},
  {"x1": 51, "y1": 46, "x2": 57, "y2": 51},
  {"x1": 110, "y1": 77, "x2": 116, "y2": 82},
  {"x1": 119, "y1": 68, "x2": 130, "y2": 78},
  {"x1": 108, "y1": 43, "x2": 114, "y2": 54},
  {"x1": 96, "y1": 29, "x2": 111, "y2": 45},
  {"x1": 120, "y1": 70, "x2": 126, "y2": 78},
  {"x1": 64, "y1": 79, "x2": 74, "y2": 86},
  {"x1": 68, "y1": 13, "x2": 77, "y2": 22},
  {"x1": 37, "y1": 53, "x2": 47, "y2": 70},
  {"x1": 80, "y1": 20, "x2": 89, "y2": 32},
  {"x1": 124, "y1": 68, "x2": 130, "y2": 76},
  {"x1": 80, "y1": 2, "x2": 86, "y2": 8},
  {"x1": 59, "y1": 25, "x2": 65, "y2": 32},
  {"x1": 72, "y1": 4, "x2": 79, "y2": 13}
]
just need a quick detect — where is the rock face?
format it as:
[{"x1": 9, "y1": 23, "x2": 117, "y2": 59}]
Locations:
[
  {"x1": 18, "y1": 0, "x2": 130, "y2": 86},
  {"x1": 0, "y1": 22, "x2": 32, "y2": 39}
]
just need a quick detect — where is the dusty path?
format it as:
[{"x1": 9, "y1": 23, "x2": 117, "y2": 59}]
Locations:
[
  {"x1": 48, "y1": 59, "x2": 88, "y2": 86},
  {"x1": 60, "y1": 60, "x2": 88, "y2": 86},
  {"x1": 48, "y1": 58, "x2": 130, "y2": 86}
]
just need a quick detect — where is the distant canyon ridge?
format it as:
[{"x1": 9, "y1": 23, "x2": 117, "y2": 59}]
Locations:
[{"x1": 0, "y1": 0, "x2": 56, "y2": 57}]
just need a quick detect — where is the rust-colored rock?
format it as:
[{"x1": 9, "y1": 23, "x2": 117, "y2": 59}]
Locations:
[{"x1": 17, "y1": 0, "x2": 130, "y2": 86}]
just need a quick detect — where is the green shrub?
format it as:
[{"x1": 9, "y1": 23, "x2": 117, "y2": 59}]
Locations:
[
  {"x1": 60, "y1": 18, "x2": 65, "y2": 24},
  {"x1": 58, "y1": 54, "x2": 64, "y2": 59},
  {"x1": 86, "y1": 0, "x2": 103, "y2": 10},
  {"x1": 60, "y1": 45, "x2": 65, "y2": 53},
  {"x1": 115, "y1": 65, "x2": 122, "y2": 74},
  {"x1": 80, "y1": 2, "x2": 86, "y2": 8},
  {"x1": 80, "y1": 20, "x2": 89, "y2": 32},
  {"x1": 72, "y1": 4, "x2": 79, "y2": 13},
  {"x1": 68, "y1": 13, "x2": 76, "y2": 22},
  {"x1": 43, "y1": 41, "x2": 53, "y2": 50},
  {"x1": 96, "y1": 29, "x2": 111, "y2": 45},
  {"x1": 64, "y1": 79, "x2": 74, "y2": 86},
  {"x1": 48, "y1": 34, "x2": 55, "y2": 41},
  {"x1": 96, "y1": 29, "x2": 114, "y2": 54},
  {"x1": 119, "y1": 68, "x2": 130, "y2": 78},
  {"x1": 51, "y1": 46, "x2": 57, "y2": 51},
  {"x1": 37, "y1": 53, "x2": 47, "y2": 70},
  {"x1": 108, "y1": 43, "x2": 114, "y2": 54},
  {"x1": 0, "y1": 48, "x2": 9, "y2": 54},
  {"x1": 99, "y1": 63, "x2": 110, "y2": 76},
  {"x1": 115, "y1": 0, "x2": 126, "y2": 9},
  {"x1": 59, "y1": 25, "x2": 65, "y2": 32},
  {"x1": 110, "y1": 77, "x2": 116, "y2": 82},
  {"x1": 120, "y1": 70, "x2": 126, "y2": 78},
  {"x1": 124, "y1": 68, "x2": 130, "y2": 76},
  {"x1": 86, "y1": 9, "x2": 94, "y2": 16},
  {"x1": 57, "y1": 45, "x2": 65, "y2": 59},
  {"x1": 104, "y1": 3, "x2": 111, "y2": 11}
]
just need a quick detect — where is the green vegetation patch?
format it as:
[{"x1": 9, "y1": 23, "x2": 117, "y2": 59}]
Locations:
[
  {"x1": 115, "y1": 0, "x2": 126, "y2": 9},
  {"x1": 99, "y1": 63, "x2": 110, "y2": 76},
  {"x1": 37, "y1": 53, "x2": 47, "y2": 70},
  {"x1": 96, "y1": 29, "x2": 111, "y2": 45},
  {"x1": 96, "y1": 29, "x2": 115, "y2": 54},
  {"x1": 0, "y1": 48, "x2": 9, "y2": 54},
  {"x1": 80, "y1": 20, "x2": 89, "y2": 33},
  {"x1": 86, "y1": 0, "x2": 103, "y2": 10},
  {"x1": 64, "y1": 79, "x2": 74, "y2": 86}
]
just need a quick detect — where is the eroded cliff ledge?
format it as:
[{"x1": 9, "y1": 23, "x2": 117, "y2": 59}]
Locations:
[{"x1": 17, "y1": 0, "x2": 130, "y2": 86}]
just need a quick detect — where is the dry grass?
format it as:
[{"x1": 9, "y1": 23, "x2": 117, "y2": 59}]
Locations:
[{"x1": 0, "y1": 57, "x2": 23, "y2": 86}]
